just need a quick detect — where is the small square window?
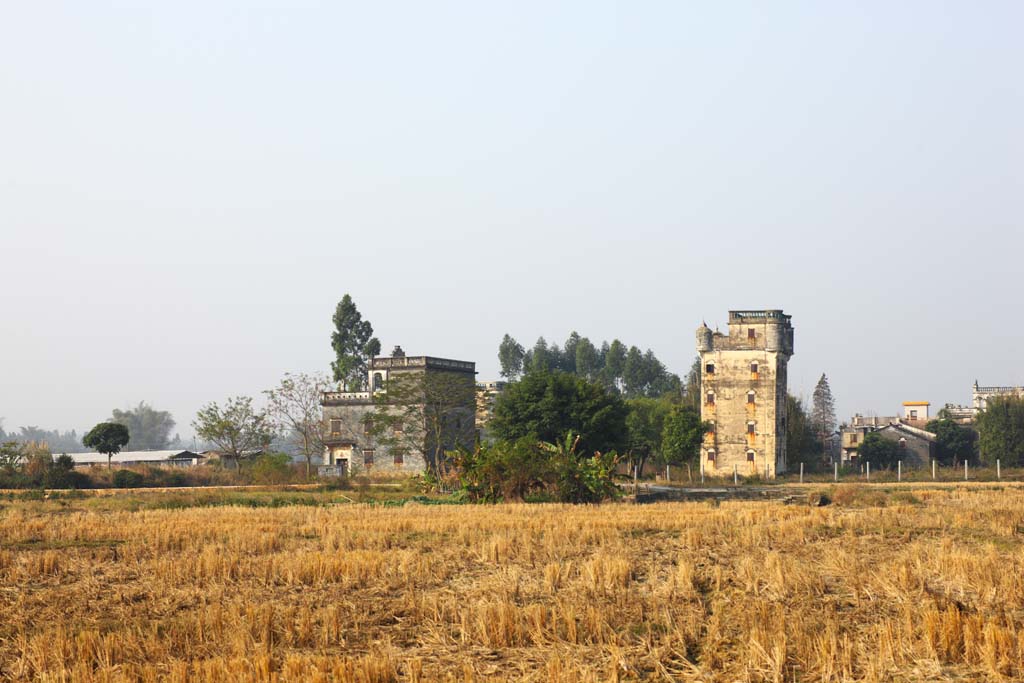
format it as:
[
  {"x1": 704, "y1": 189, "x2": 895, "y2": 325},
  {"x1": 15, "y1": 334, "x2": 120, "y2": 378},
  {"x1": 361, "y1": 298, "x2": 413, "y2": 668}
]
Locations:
[
  {"x1": 748, "y1": 328, "x2": 756, "y2": 340},
  {"x1": 706, "y1": 393, "x2": 715, "y2": 406},
  {"x1": 750, "y1": 362, "x2": 758, "y2": 374},
  {"x1": 747, "y1": 392, "x2": 755, "y2": 405},
  {"x1": 707, "y1": 450, "x2": 716, "y2": 462},
  {"x1": 393, "y1": 449, "x2": 405, "y2": 465},
  {"x1": 747, "y1": 451, "x2": 755, "y2": 462},
  {"x1": 329, "y1": 419, "x2": 341, "y2": 435},
  {"x1": 705, "y1": 363, "x2": 715, "y2": 375},
  {"x1": 363, "y1": 419, "x2": 373, "y2": 436},
  {"x1": 363, "y1": 449, "x2": 375, "y2": 465},
  {"x1": 747, "y1": 423, "x2": 756, "y2": 435}
]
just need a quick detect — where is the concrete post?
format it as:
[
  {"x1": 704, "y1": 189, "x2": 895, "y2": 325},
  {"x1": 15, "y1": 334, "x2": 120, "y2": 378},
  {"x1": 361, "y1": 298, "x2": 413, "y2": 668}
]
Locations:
[
  {"x1": 932, "y1": 459, "x2": 936, "y2": 480},
  {"x1": 800, "y1": 462, "x2": 804, "y2": 483},
  {"x1": 997, "y1": 459, "x2": 1001, "y2": 479},
  {"x1": 898, "y1": 461, "x2": 901, "y2": 482},
  {"x1": 964, "y1": 460, "x2": 968, "y2": 481},
  {"x1": 834, "y1": 462, "x2": 838, "y2": 482},
  {"x1": 734, "y1": 464, "x2": 738, "y2": 486},
  {"x1": 866, "y1": 462, "x2": 870, "y2": 481}
]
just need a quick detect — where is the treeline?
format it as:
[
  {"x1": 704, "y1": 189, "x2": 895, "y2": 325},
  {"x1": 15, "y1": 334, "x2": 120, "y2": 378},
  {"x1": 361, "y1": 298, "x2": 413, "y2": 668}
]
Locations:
[
  {"x1": 0, "y1": 402, "x2": 184, "y2": 454},
  {"x1": 498, "y1": 332, "x2": 682, "y2": 398}
]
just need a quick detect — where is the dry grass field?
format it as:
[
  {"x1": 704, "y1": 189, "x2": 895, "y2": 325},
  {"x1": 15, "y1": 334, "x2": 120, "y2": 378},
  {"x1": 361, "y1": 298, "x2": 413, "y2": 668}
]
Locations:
[{"x1": 2, "y1": 485, "x2": 1024, "y2": 682}]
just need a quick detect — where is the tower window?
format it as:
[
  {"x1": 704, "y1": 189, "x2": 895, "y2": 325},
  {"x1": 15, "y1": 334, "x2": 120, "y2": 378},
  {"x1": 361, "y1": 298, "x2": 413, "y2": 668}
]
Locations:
[
  {"x1": 329, "y1": 418, "x2": 341, "y2": 435},
  {"x1": 747, "y1": 391, "x2": 756, "y2": 405},
  {"x1": 706, "y1": 392, "x2": 715, "y2": 406},
  {"x1": 363, "y1": 449, "x2": 375, "y2": 465},
  {"x1": 393, "y1": 449, "x2": 405, "y2": 465},
  {"x1": 363, "y1": 419, "x2": 373, "y2": 436},
  {"x1": 748, "y1": 328, "x2": 756, "y2": 340},
  {"x1": 747, "y1": 450, "x2": 755, "y2": 462},
  {"x1": 707, "y1": 449, "x2": 716, "y2": 462},
  {"x1": 750, "y1": 362, "x2": 759, "y2": 376},
  {"x1": 747, "y1": 422, "x2": 756, "y2": 435},
  {"x1": 705, "y1": 362, "x2": 715, "y2": 375}
]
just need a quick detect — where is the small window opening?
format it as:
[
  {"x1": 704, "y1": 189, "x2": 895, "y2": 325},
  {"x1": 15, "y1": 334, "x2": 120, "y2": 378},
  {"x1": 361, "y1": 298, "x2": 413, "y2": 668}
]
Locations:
[
  {"x1": 748, "y1": 328, "x2": 756, "y2": 340},
  {"x1": 850, "y1": 433, "x2": 858, "y2": 444},
  {"x1": 747, "y1": 391, "x2": 755, "y2": 405},
  {"x1": 329, "y1": 418, "x2": 341, "y2": 435},
  {"x1": 393, "y1": 449, "x2": 405, "y2": 465},
  {"x1": 747, "y1": 450, "x2": 755, "y2": 462},
  {"x1": 747, "y1": 422, "x2": 756, "y2": 436},
  {"x1": 707, "y1": 450, "x2": 716, "y2": 462},
  {"x1": 705, "y1": 362, "x2": 715, "y2": 375},
  {"x1": 706, "y1": 392, "x2": 715, "y2": 406},
  {"x1": 363, "y1": 419, "x2": 373, "y2": 436},
  {"x1": 362, "y1": 449, "x2": 375, "y2": 465},
  {"x1": 751, "y1": 362, "x2": 759, "y2": 374}
]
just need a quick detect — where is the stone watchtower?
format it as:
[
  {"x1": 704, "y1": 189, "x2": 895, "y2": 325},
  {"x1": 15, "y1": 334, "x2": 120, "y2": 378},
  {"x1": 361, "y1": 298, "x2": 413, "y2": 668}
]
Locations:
[{"x1": 696, "y1": 310, "x2": 794, "y2": 478}]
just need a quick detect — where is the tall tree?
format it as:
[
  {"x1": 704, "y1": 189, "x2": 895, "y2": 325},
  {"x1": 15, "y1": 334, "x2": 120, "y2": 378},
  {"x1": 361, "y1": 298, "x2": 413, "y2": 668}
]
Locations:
[
  {"x1": 83, "y1": 422, "x2": 130, "y2": 469},
  {"x1": 330, "y1": 294, "x2": 381, "y2": 391},
  {"x1": 574, "y1": 337, "x2": 600, "y2": 381},
  {"x1": 604, "y1": 340, "x2": 627, "y2": 391},
  {"x1": 624, "y1": 397, "x2": 671, "y2": 475},
  {"x1": 490, "y1": 370, "x2": 628, "y2": 456},
  {"x1": 110, "y1": 402, "x2": 175, "y2": 451},
  {"x1": 976, "y1": 396, "x2": 1024, "y2": 466},
  {"x1": 497, "y1": 334, "x2": 526, "y2": 380},
  {"x1": 525, "y1": 337, "x2": 553, "y2": 374},
  {"x1": 193, "y1": 396, "x2": 273, "y2": 469},
  {"x1": 264, "y1": 372, "x2": 331, "y2": 478},
  {"x1": 785, "y1": 394, "x2": 820, "y2": 469},
  {"x1": 810, "y1": 374, "x2": 837, "y2": 455}
]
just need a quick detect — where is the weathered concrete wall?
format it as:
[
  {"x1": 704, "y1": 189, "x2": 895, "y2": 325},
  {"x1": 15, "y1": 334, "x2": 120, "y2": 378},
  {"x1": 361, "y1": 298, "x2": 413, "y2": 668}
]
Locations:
[
  {"x1": 698, "y1": 312, "x2": 793, "y2": 479},
  {"x1": 875, "y1": 428, "x2": 933, "y2": 468}
]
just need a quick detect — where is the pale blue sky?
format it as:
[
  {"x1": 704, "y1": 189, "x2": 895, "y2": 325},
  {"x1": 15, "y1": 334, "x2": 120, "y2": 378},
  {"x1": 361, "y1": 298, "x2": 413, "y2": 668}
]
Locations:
[{"x1": 1, "y1": 2, "x2": 1021, "y2": 437}]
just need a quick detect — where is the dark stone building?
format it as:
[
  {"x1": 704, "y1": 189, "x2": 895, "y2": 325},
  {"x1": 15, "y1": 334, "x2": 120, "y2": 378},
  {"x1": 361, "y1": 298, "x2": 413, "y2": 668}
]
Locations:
[{"x1": 320, "y1": 351, "x2": 476, "y2": 476}]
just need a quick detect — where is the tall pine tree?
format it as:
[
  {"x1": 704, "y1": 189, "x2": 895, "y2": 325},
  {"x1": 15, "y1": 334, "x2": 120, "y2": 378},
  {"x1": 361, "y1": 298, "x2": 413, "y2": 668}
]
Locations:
[{"x1": 810, "y1": 373, "x2": 837, "y2": 456}]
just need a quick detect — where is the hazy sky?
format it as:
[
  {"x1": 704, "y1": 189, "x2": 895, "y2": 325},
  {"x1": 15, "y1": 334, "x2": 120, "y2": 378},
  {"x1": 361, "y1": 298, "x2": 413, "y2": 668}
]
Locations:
[{"x1": 2, "y1": 2, "x2": 1021, "y2": 439}]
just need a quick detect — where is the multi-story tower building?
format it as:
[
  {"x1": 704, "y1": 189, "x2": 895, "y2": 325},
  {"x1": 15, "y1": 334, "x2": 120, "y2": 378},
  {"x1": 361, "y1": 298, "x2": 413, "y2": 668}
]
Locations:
[{"x1": 696, "y1": 310, "x2": 794, "y2": 478}]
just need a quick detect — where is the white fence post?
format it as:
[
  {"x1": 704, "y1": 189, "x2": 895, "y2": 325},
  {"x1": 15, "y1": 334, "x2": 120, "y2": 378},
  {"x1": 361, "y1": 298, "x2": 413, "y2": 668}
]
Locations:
[
  {"x1": 997, "y1": 459, "x2": 1001, "y2": 480},
  {"x1": 834, "y1": 462, "x2": 838, "y2": 482},
  {"x1": 734, "y1": 464, "x2": 738, "y2": 486},
  {"x1": 800, "y1": 462, "x2": 804, "y2": 483},
  {"x1": 932, "y1": 459, "x2": 936, "y2": 480},
  {"x1": 898, "y1": 461, "x2": 901, "y2": 482},
  {"x1": 964, "y1": 460, "x2": 968, "y2": 481}
]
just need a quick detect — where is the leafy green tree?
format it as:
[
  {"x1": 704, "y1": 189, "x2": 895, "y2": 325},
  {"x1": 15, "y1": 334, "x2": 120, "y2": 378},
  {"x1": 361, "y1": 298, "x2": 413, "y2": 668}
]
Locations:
[
  {"x1": 661, "y1": 405, "x2": 708, "y2": 469},
  {"x1": 857, "y1": 433, "x2": 902, "y2": 469},
  {"x1": 110, "y1": 402, "x2": 175, "y2": 451},
  {"x1": 574, "y1": 337, "x2": 600, "y2": 381},
  {"x1": 786, "y1": 394, "x2": 821, "y2": 469},
  {"x1": 498, "y1": 334, "x2": 526, "y2": 380},
  {"x1": 264, "y1": 372, "x2": 330, "y2": 478},
  {"x1": 976, "y1": 396, "x2": 1024, "y2": 466},
  {"x1": 624, "y1": 397, "x2": 670, "y2": 475},
  {"x1": 330, "y1": 294, "x2": 381, "y2": 390},
  {"x1": 682, "y1": 357, "x2": 701, "y2": 412},
  {"x1": 561, "y1": 332, "x2": 581, "y2": 374},
  {"x1": 192, "y1": 396, "x2": 273, "y2": 469},
  {"x1": 490, "y1": 370, "x2": 628, "y2": 456},
  {"x1": 603, "y1": 340, "x2": 627, "y2": 390},
  {"x1": 524, "y1": 337, "x2": 553, "y2": 374},
  {"x1": 83, "y1": 422, "x2": 130, "y2": 469},
  {"x1": 925, "y1": 418, "x2": 977, "y2": 466}
]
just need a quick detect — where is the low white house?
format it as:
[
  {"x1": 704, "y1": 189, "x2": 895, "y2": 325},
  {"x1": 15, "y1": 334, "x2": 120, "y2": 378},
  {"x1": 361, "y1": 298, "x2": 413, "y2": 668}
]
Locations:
[{"x1": 62, "y1": 450, "x2": 205, "y2": 468}]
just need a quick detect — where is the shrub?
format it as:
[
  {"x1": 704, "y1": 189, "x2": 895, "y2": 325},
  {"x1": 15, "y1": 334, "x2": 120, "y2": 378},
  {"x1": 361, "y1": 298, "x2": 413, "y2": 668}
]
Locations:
[{"x1": 113, "y1": 470, "x2": 145, "y2": 489}]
